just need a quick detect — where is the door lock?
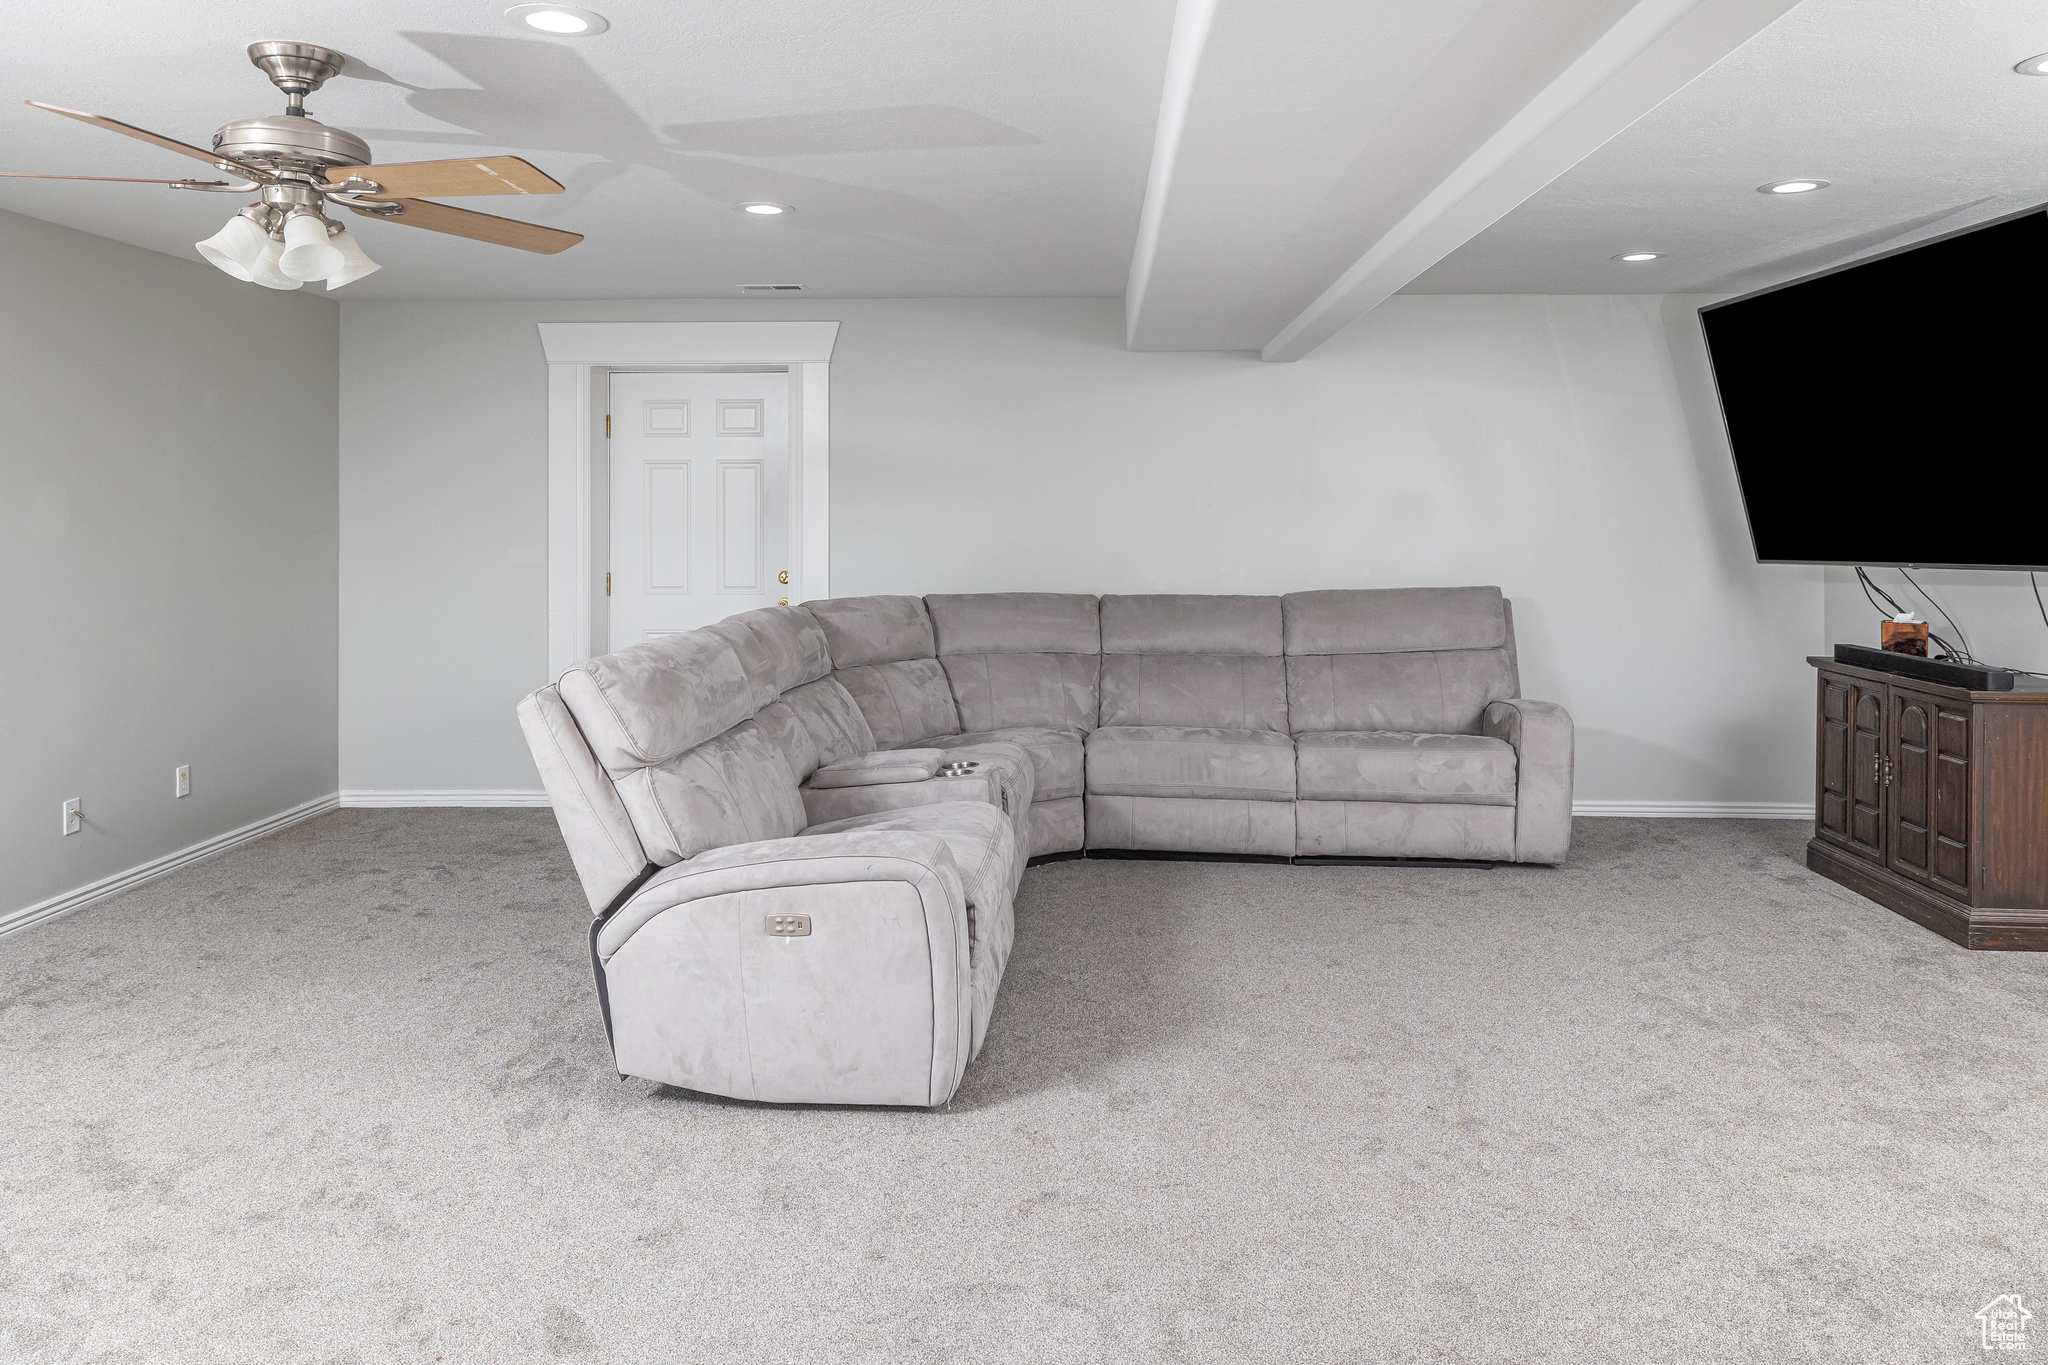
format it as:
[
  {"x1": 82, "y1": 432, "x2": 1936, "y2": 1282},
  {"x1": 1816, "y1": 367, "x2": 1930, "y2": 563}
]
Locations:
[{"x1": 777, "y1": 570, "x2": 789, "y2": 585}]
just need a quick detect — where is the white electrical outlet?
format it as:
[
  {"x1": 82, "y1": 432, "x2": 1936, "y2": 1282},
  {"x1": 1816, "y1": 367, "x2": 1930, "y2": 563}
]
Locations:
[
  {"x1": 175, "y1": 765, "x2": 190, "y2": 798},
  {"x1": 62, "y1": 798, "x2": 82, "y2": 836}
]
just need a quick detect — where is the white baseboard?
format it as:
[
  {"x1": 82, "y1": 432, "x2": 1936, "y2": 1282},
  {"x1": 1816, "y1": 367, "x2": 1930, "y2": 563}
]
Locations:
[
  {"x1": 1573, "y1": 800, "x2": 1810, "y2": 819},
  {"x1": 338, "y1": 789, "x2": 552, "y2": 808},
  {"x1": 339, "y1": 792, "x2": 1789, "y2": 817},
  {"x1": 1, "y1": 793, "x2": 341, "y2": 941}
]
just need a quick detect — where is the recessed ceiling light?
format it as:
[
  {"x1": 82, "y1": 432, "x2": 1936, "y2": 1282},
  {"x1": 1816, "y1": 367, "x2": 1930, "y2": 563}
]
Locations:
[
  {"x1": 1613, "y1": 252, "x2": 1661, "y2": 262},
  {"x1": 505, "y1": 4, "x2": 609, "y2": 36},
  {"x1": 739, "y1": 202, "x2": 793, "y2": 216},
  {"x1": 2016, "y1": 53, "x2": 2048, "y2": 75},
  {"x1": 1759, "y1": 179, "x2": 1828, "y2": 195}
]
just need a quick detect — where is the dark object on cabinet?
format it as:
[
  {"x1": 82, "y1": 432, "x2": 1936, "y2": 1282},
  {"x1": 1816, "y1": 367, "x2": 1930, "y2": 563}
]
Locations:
[
  {"x1": 1831, "y1": 643, "x2": 2015, "y2": 691},
  {"x1": 1810, "y1": 656, "x2": 2048, "y2": 950}
]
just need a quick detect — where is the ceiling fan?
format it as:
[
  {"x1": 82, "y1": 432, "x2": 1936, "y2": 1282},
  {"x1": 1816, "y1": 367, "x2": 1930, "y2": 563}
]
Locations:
[{"x1": 3, "y1": 41, "x2": 583, "y2": 290}]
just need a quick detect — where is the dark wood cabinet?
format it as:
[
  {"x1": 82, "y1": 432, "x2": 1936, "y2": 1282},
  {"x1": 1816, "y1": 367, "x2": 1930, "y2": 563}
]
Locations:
[{"x1": 1809, "y1": 658, "x2": 2048, "y2": 949}]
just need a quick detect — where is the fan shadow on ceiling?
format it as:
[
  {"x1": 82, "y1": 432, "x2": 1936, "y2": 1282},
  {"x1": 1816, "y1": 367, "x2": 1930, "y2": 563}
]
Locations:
[{"x1": 338, "y1": 32, "x2": 1037, "y2": 248}]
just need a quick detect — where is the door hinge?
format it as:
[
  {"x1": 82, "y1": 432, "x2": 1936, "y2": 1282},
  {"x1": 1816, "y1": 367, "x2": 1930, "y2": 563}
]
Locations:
[
  {"x1": 604, "y1": 413, "x2": 611, "y2": 439},
  {"x1": 605, "y1": 572, "x2": 611, "y2": 597}
]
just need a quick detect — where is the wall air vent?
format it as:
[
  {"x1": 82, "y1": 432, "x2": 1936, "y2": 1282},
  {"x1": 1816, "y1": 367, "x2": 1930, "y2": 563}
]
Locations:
[{"x1": 738, "y1": 284, "x2": 805, "y2": 291}]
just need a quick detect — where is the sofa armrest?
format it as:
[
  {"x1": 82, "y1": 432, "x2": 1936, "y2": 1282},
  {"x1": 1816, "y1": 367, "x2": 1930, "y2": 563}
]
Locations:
[
  {"x1": 1483, "y1": 698, "x2": 1574, "y2": 864},
  {"x1": 799, "y1": 742, "x2": 1029, "y2": 828},
  {"x1": 597, "y1": 828, "x2": 966, "y2": 959},
  {"x1": 808, "y1": 748, "x2": 945, "y2": 788},
  {"x1": 596, "y1": 828, "x2": 978, "y2": 1106}
]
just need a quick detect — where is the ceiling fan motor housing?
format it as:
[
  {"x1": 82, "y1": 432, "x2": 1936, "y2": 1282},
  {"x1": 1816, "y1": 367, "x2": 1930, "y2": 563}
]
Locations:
[{"x1": 212, "y1": 116, "x2": 370, "y2": 174}]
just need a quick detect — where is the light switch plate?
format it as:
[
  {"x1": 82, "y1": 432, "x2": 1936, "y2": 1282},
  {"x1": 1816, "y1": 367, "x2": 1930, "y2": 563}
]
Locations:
[{"x1": 175, "y1": 765, "x2": 190, "y2": 798}]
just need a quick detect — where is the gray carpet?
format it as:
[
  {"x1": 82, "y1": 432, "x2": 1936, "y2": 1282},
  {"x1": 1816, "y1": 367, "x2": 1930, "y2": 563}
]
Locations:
[{"x1": 2, "y1": 812, "x2": 2043, "y2": 1363}]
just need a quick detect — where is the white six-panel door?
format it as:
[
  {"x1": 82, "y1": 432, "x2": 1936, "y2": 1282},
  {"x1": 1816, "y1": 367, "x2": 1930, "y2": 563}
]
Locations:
[{"x1": 608, "y1": 371, "x2": 792, "y2": 646}]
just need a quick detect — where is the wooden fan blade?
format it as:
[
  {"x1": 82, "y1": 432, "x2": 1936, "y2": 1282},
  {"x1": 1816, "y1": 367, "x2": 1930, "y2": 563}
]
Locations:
[
  {"x1": 327, "y1": 156, "x2": 563, "y2": 199},
  {"x1": 0, "y1": 172, "x2": 238, "y2": 186},
  {"x1": 25, "y1": 101, "x2": 268, "y2": 179},
  {"x1": 346, "y1": 197, "x2": 582, "y2": 254}
]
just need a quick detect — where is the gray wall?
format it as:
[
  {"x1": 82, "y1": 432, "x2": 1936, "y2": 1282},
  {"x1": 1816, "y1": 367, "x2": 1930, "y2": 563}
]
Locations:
[
  {"x1": 0, "y1": 208, "x2": 339, "y2": 922},
  {"x1": 340, "y1": 293, "x2": 1822, "y2": 805},
  {"x1": 1825, "y1": 567, "x2": 2048, "y2": 676}
]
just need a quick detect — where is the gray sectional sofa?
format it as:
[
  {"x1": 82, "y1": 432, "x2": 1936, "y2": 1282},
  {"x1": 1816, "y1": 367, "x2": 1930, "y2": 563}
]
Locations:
[{"x1": 518, "y1": 588, "x2": 1572, "y2": 1107}]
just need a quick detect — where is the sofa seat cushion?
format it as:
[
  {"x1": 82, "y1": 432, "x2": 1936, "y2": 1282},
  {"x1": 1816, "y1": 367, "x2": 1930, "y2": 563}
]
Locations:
[
  {"x1": 1295, "y1": 731, "x2": 1516, "y2": 806},
  {"x1": 1086, "y1": 726, "x2": 1295, "y2": 801},
  {"x1": 915, "y1": 727, "x2": 1085, "y2": 803},
  {"x1": 803, "y1": 801, "x2": 1016, "y2": 977},
  {"x1": 1296, "y1": 800, "x2": 1514, "y2": 861}
]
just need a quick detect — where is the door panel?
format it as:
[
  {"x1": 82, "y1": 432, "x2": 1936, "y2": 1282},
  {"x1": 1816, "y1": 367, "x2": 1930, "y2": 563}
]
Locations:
[
  {"x1": 1931, "y1": 704, "x2": 1972, "y2": 894},
  {"x1": 1848, "y1": 686, "x2": 1886, "y2": 860},
  {"x1": 1889, "y1": 692, "x2": 1932, "y2": 883},
  {"x1": 609, "y1": 371, "x2": 790, "y2": 649},
  {"x1": 645, "y1": 462, "x2": 689, "y2": 590},
  {"x1": 1817, "y1": 676, "x2": 1853, "y2": 845},
  {"x1": 717, "y1": 460, "x2": 763, "y2": 593}
]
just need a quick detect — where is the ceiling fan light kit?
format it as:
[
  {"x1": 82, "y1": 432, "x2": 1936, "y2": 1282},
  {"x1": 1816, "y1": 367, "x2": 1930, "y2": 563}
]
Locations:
[
  {"x1": 10, "y1": 40, "x2": 583, "y2": 290},
  {"x1": 194, "y1": 211, "x2": 271, "y2": 282}
]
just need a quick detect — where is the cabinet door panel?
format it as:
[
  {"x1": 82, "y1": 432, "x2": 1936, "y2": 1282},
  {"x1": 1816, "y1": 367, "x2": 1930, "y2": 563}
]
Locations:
[
  {"x1": 1817, "y1": 677, "x2": 1853, "y2": 845},
  {"x1": 1890, "y1": 693, "x2": 1933, "y2": 882},
  {"x1": 1931, "y1": 705, "x2": 1971, "y2": 894},
  {"x1": 1849, "y1": 687, "x2": 1886, "y2": 859}
]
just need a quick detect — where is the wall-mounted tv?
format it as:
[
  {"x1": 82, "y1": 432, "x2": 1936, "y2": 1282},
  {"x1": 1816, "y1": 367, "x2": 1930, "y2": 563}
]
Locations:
[{"x1": 1699, "y1": 208, "x2": 2048, "y2": 571}]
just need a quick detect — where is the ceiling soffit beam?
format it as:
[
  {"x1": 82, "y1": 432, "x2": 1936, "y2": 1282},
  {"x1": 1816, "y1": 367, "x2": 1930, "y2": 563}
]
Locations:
[
  {"x1": 1124, "y1": 0, "x2": 1221, "y2": 350},
  {"x1": 1260, "y1": 0, "x2": 1804, "y2": 362}
]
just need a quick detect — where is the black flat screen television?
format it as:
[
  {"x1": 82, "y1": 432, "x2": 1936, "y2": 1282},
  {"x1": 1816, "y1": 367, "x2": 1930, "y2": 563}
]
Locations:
[{"x1": 1699, "y1": 208, "x2": 2048, "y2": 570}]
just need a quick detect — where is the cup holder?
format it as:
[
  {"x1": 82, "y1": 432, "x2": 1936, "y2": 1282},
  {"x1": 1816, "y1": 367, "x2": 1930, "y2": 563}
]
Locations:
[{"x1": 935, "y1": 760, "x2": 981, "y2": 777}]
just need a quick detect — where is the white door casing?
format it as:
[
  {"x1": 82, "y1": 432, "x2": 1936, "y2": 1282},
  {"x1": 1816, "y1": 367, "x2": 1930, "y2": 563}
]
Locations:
[
  {"x1": 540, "y1": 321, "x2": 837, "y2": 679},
  {"x1": 608, "y1": 371, "x2": 791, "y2": 645}
]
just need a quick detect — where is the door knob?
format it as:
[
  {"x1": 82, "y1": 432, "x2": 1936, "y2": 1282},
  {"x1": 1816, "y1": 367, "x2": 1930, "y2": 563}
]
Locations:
[
  {"x1": 777, "y1": 570, "x2": 789, "y2": 585},
  {"x1": 778, "y1": 597, "x2": 789, "y2": 606}
]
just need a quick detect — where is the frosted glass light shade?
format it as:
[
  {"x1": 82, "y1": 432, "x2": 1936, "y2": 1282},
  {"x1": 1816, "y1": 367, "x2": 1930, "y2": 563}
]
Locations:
[
  {"x1": 279, "y1": 213, "x2": 345, "y2": 282},
  {"x1": 249, "y1": 236, "x2": 303, "y2": 291},
  {"x1": 194, "y1": 215, "x2": 270, "y2": 282},
  {"x1": 323, "y1": 229, "x2": 381, "y2": 289}
]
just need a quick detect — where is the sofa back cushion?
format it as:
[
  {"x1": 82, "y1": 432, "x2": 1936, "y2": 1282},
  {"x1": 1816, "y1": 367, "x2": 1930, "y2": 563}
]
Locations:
[
  {"x1": 1282, "y1": 587, "x2": 1519, "y2": 735},
  {"x1": 557, "y1": 630, "x2": 757, "y2": 774},
  {"x1": 555, "y1": 623, "x2": 810, "y2": 866},
  {"x1": 755, "y1": 676, "x2": 876, "y2": 781},
  {"x1": 927, "y1": 592, "x2": 1101, "y2": 733},
  {"x1": 613, "y1": 718, "x2": 807, "y2": 865},
  {"x1": 802, "y1": 594, "x2": 962, "y2": 747},
  {"x1": 804, "y1": 594, "x2": 935, "y2": 667},
  {"x1": 1099, "y1": 594, "x2": 1286, "y2": 731},
  {"x1": 701, "y1": 604, "x2": 832, "y2": 710}
]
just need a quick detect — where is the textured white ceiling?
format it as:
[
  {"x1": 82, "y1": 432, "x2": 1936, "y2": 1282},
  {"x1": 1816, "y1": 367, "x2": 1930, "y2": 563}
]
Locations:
[
  {"x1": 0, "y1": 0, "x2": 1174, "y2": 299},
  {"x1": 1127, "y1": 0, "x2": 1645, "y2": 349},
  {"x1": 7, "y1": 0, "x2": 2041, "y2": 339},
  {"x1": 1408, "y1": 0, "x2": 2048, "y2": 295}
]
